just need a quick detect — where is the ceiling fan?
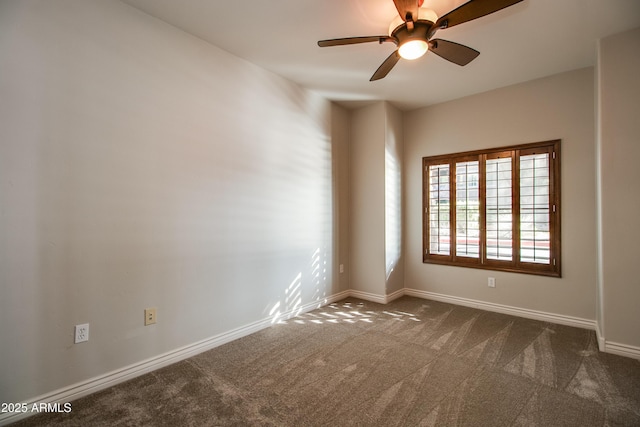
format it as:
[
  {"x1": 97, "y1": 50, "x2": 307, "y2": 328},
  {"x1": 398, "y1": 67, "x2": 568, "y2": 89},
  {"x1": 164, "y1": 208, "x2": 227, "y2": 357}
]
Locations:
[{"x1": 317, "y1": 0, "x2": 524, "y2": 81}]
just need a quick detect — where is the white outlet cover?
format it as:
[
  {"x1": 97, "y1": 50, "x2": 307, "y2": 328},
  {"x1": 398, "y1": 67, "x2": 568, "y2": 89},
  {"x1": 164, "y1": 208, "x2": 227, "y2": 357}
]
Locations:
[{"x1": 75, "y1": 323, "x2": 89, "y2": 343}]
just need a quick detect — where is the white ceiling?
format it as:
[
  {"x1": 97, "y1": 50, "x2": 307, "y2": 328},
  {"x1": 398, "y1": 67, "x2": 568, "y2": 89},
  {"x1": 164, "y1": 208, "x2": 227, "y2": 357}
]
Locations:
[{"x1": 122, "y1": 0, "x2": 640, "y2": 110}]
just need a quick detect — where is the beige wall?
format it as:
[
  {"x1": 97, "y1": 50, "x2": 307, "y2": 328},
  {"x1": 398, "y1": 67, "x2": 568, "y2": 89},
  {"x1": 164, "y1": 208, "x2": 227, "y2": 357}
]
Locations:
[
  {"x1": 404, "y1": 68, "x2": 597, "y2": 320},
  {"x1": 597, "y1": 27, "x2": 640, "y2": 349},
  {"x1": 350, "y1": 103, "x2": 386, "y2": 295},
  {"x1": 385, "y1": 104, "x2": 404, "y2": 295},
  {"x1": 0, "y1": 0, "x2": 342, "y2": 403},
  {"x1": 349, "y1": 102, "x2": 404, "y2": 298},
  {"x1": 331, "y1": 104, "x2": 351, "y2": 293}
]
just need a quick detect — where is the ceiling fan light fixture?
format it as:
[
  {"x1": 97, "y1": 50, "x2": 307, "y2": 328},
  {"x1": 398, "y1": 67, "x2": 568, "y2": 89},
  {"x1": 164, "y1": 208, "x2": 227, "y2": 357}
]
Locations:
[
  {"x1": 318, "y1": 0, "x2": 524, "y2": 81},
  {"x1": 398, "y1": 39, "x2": 428, "y2": 60}
]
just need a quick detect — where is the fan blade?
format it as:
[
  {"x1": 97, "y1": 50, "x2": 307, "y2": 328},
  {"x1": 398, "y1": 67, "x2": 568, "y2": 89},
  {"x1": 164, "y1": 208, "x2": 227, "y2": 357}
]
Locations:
[
  {"x1": 435, "y1": 0, "x2": 523, "y2": 30},
  {"x1": 370, "y1": 50, "x2": 401, "y2": 81},
  {"x1": 393, "y1": 0, "x2": 419, "y2": 22},
  {"x1": 318, "y1": 36, "x2": 390, "y2": 47},
  {"x1": 429, "y1": 39, "x2": 479, "y2": 66}
]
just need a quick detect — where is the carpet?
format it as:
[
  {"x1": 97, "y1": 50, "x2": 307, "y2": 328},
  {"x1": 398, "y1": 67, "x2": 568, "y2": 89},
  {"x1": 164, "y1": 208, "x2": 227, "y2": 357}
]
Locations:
[{"x1": 12, "y1": 297, "x2": 640, "y2": 426}]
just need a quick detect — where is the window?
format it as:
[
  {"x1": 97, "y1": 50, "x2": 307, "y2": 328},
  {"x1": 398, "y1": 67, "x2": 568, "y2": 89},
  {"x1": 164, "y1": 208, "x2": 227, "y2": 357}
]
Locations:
[{"x1": 423, "y1": 140, "x2": 560, "y2": 276}]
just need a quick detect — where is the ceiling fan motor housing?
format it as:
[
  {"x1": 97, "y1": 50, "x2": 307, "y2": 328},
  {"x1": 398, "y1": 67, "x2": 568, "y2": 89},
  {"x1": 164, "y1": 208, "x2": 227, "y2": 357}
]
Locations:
[{"x1": 391, "y1": 20, "x2": 433, "y2": 46}]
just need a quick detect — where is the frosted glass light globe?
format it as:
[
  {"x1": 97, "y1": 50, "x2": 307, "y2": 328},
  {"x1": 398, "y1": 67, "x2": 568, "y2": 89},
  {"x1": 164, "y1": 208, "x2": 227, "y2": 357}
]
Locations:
[{"x1": 399, "y1": 40, "x2": 428, "y2": 60}]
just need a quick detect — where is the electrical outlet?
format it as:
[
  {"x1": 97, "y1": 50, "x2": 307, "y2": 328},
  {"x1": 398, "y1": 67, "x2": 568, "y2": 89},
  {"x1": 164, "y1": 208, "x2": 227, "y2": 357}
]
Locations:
[
  {"x1": 488, "y1": 277, "x2": 496, "y2": 288},
  {"x1": 339, "y1": 264, "x2": 344, "y2": 274},
  {"x1": 75, "y1": 323, "x2": 89, "y2": 343},
  {"x1": 144, "y1": 308, "x2": 157, "y2": 326}
]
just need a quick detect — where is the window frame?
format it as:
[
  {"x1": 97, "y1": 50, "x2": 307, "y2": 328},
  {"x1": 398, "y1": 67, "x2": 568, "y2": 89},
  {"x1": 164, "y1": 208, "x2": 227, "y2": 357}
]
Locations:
[{"x1": 422, "y1": 140, "x2": 561, "y2": 277}]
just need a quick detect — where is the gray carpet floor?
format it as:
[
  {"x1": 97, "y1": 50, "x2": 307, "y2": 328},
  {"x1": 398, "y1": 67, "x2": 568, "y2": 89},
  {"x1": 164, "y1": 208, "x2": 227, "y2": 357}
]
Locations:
[{"x1": 12, "y1": 297, "x2": 640, "y2": 426}]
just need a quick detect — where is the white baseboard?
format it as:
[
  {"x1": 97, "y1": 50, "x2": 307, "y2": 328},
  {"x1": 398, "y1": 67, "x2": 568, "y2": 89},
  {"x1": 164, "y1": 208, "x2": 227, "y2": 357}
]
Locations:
[
  {"x1": 347, "y1": 288, "x2": 404, "y2": 304},
  {"x1": 348, "y1": 289, "x2": 388, "y2": 304},
  {"x1": 385, "y1": 288, "x2": 405, "y2": 303},
  {"x1": 344, "y1": 288, "x2": 597, "y2": 332},
  {"x1": 403, "y1": 288, "x2": 597, "y2": 330},
  {"x1": 0, "y1": 292, "x2": 349, "y2": 426},
  {"x1": 602, "y1": 341, "x2": 640, "y2": 359},
  {"x1": 594, "y1": 322, "x2": 640, "y2": 359}
]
